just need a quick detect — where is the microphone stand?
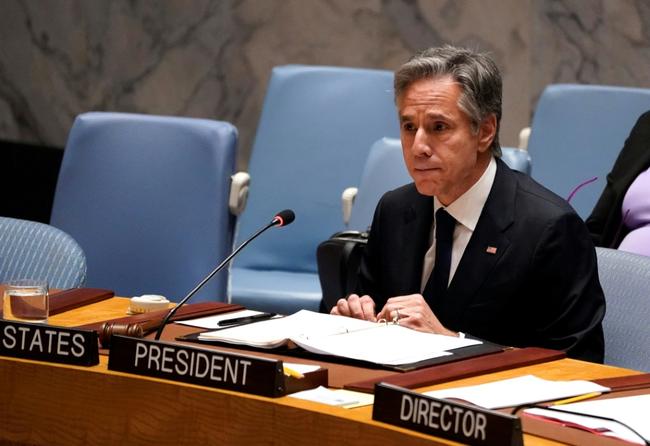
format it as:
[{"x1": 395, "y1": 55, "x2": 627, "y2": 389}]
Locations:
[{"x1": 153, "y1": 218, "x2": 280, "y2": 341}]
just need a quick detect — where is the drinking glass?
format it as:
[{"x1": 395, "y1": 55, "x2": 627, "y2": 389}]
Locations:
[{"x1": 2, "y1": 279, "x2": 49, "y2": 323}]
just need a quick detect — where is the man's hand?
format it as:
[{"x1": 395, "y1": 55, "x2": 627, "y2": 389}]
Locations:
[
  {"x1": 331, "y1": 294, "x2": 377, "y2": 322},
  {"x1": 377, "y1": 294, "x2": 458, "y2": 337}
]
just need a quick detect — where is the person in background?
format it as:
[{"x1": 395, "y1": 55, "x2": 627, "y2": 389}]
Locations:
[
  {"x1": 332, "y1": 45, "x2": 606, "y2": 362},
  {"x1": 586, "y1": 111, "x2": 650, "y2": 256}
]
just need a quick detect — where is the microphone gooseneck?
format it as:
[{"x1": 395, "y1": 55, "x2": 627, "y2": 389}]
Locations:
[{"x1": 153, "y1": 209, "x2": 295, "y2": 341}]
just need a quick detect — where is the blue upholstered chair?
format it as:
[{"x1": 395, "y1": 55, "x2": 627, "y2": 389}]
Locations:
[
  {"x1": 596, "y1": 247, "x2": 650, "y2": 371},
  {"x1": 0, "y1": 216, "x2": 86, "y2": 289},
  {"x1": 344, "y1": 138, "x2": 410, "y2": 231},
  {"x1": 342, "y1": 138, "x2": 533, "y2": 232},
  {"x1": 230, "y1": 65, "x2": 399, "y2": 314},
  {"x1": 500, "y1": 147, "x2": 532, "y2": 175},
  {"x1": 527, "y1": 84, "x2": 650, "y2": 218},
  {"x1": 50, "y1": 112, "x2": 237, "y2": 302}
]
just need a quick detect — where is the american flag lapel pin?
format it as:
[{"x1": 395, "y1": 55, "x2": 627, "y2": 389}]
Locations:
[{"x1": 486, "y1": 246, "x2": 497, "y2": 254}]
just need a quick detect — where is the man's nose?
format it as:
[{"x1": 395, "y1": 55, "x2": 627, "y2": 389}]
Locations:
[{"x1": 412, "y1": 128, "x2": 432, "y2": 157}]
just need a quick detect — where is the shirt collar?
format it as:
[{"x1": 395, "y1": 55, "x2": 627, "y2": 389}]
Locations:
[{"x1": 434, "y1": 156, "x2": 497, "y2": 231}]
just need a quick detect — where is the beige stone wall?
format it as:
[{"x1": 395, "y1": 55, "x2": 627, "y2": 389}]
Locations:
[{"x1": 1, "y1": 0, "x2": 649, "y2": 168}]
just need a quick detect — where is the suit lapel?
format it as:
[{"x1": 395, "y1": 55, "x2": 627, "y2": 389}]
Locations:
[
  {"x1": 396, "y1": 188, "x2": 433, "y2": 295},
  {"x1": 443, "y1": 159, "x2": 516, "y2": 325}
]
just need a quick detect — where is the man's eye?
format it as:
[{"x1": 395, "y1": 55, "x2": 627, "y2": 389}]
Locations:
[
  {"x1": 402, "y1": 122, "x2": 416, "y2": 132},
  {"x1": 433, "y1": 122, "x2": 447, "y2": 131}
]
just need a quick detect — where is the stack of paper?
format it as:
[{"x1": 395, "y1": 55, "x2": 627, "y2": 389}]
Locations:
[{"x1": 424, "y1": 375, "x2": 609, "y2": 409}]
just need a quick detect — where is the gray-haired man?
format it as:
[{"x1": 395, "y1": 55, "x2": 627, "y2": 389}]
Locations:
[{"x1": 332, "y1": 46, "x2": 605, "y2": 362}]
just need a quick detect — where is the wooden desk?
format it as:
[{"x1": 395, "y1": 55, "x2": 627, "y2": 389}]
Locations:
[{"x1": 0, "y1": 298, "x2": 639, "y2": 446}]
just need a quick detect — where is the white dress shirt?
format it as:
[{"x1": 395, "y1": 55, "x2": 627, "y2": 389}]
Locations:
[{"x1": 420, "y1": 156, "x2": 497, "y2": 291}]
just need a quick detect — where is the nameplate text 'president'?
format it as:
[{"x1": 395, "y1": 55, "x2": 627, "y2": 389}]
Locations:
[
  {"x1": 108, "y1": 335, "x2": 288, "y2": 397},
  {"x1": 372, "y1": 383, "x2": 523, "y2": 446},
  {"x1": 0, "y1": 319, "x2": 99, "y2": 366}
]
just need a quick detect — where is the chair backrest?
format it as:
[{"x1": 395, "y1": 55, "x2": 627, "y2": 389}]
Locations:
[
  {"x1": 348, "y1": 138, "x2": 410, "y2": 231},
  {"x1": 50, "y1": 112, "x2": 237, "y2": 302},
  {"x1": 0, "y1": 216, "x2": 86, "y2": 289},
  {"x1": 347, "y1": 139, "x2": 533, "y2": 231},
  {"x1": 527, "y1": 84, "x2": 650, "y2": 218},
  {"x1": 233, "y1": 65, "x2": 399, "y2": 275},
  {"x1": 596, "y1": 247, "x2": 650, "y2": 371},
  {"x1": 500, "y1": 147, "x2": 532, "y2": 175}
]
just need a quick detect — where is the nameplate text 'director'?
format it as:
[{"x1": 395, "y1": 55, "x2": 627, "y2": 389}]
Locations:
[
  {"x1": 372, "y1": 383, "x2": 523, "y2": 446},
  {"x1": 107, "y1": 335, "x2": 287, "y2": 397},
  {"x1": 0, "y1": 319, "x2": 99, "y2": 366}
]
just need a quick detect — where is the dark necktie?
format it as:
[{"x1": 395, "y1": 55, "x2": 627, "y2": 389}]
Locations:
[{"x1": 423, "y1": 208, "x2": 456, "y2": 303}]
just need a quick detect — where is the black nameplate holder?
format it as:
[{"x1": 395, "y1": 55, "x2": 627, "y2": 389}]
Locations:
[
  {"x1": 0, "y1": 319, "x2": 99, "y2": 366},
  {"x1": 372, "y1": 383, "x2": 523, "y2": 446},
  {"x1": 108, "y1": 335, "x2": 327, "y2": 398}
]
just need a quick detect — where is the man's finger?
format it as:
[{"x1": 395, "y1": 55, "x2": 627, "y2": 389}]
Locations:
[
  {"x1": 359, "y1": 295, "x2": 376, "y2": 322},
  {"x1": 333, "y1": 297, "x2": 350, "y2": 316},
  {"x1": 377, "y1": 304, "x2": 396, "y2": 321},
  {"x1": 346, "y1": 294, "x2": 365, "y2": 319}
]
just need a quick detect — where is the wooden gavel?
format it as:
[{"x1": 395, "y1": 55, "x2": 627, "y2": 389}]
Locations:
[{"x1": 99, "y1": 319, "x2": 161, "y2": 348}]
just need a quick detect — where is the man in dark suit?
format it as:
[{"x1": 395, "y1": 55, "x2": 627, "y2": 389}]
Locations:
[{"x1": 332, "y1": 45, "x2": 605, "y2": 362}]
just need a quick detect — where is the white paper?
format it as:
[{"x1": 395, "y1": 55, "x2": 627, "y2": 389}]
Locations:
[
  {"x1": 424, "y1": 375, "x2": 610, "y2": 409},
  {"x1": 291, "y1": 324, "x2": 471, "y2": 365},
  {"x1": 525, "y1": 394, "x2": 650, "y2": 444},
  {"x1": 198, "y1": 310, "x2": 374, "y2": 347},
  {"x1": 331, "y1": 389, "x2": 375, "y2": 408},
  {"x1": 176, "y1": 309, "x2": 269, "y2": 329},
  {"x1": 198, "y1": 310, "x2": 480, "y2": 366},
  {"x1": 288, "y1": 386, "x2": 362, "y2": 407}
]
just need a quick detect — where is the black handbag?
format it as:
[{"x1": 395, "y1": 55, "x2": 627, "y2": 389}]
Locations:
[{"x1": 316, "y1": 230, "x2": 368, "y2": 313}]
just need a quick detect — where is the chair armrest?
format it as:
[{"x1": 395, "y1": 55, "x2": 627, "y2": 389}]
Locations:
[
  {"x1": 229, "y1": 171, "x2": 250, "y2": 215},
  {"x1": 341, "y1": 187, "x2": 358, "y2": 226},
  {"x1": 518, "y1": 127, "x2": 531, "y2": 150}
]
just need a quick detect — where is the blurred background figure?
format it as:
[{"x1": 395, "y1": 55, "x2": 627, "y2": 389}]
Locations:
[{"x1": 586, "y1": 111, "x2": 650, "y2": 256}]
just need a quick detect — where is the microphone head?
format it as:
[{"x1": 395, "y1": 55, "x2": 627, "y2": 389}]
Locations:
[{"x1": 273, "y1": 209, "x2": 295, "y2": 227}]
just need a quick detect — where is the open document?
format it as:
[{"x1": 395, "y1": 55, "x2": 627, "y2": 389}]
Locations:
[
  {"x1": 525, "y1": 394, "x2": 650, "y2": 444},
  {"x1": 197, "y1": 310, "x2": 481, "y2": 366}
]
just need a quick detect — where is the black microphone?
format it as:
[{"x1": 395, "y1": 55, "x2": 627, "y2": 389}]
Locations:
[{"x1": 153, "y1": 209, "x2": 295, "y2": 340}]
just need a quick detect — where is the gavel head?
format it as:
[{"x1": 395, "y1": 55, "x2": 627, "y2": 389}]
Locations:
[{"x1": 99, "y1": 322, "x2": 144, "y2": 348}]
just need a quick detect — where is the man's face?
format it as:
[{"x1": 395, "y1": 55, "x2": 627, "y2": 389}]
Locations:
[{"x1": 398, "y1": 76, "x2": 496, "y2": 205}]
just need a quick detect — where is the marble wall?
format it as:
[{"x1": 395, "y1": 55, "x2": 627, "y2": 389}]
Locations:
[{"x1": 1, "y1": 0, "x2": 649, "y2": 168}]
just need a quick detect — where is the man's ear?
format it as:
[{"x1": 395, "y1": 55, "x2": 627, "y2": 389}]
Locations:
[{"x1": 477, "y1": 114, "x2": 497, "y2": 153}]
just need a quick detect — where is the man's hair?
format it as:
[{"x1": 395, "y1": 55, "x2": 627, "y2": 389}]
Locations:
[{"x1": 394, "y1": 45, "x2": 502, "y2": 156}]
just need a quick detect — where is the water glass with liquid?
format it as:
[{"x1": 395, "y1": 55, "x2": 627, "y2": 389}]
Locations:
[{"x1": 2, "y1": 279, "x2": 49, "y2": 323}]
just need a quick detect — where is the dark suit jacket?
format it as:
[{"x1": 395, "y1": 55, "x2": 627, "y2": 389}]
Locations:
[
  {"x1": 586, "y1": 110, "x2": 650, "y2": 248},
  {"x1": 357, "y1": 158, "x2": 605, "y2": 362}
]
